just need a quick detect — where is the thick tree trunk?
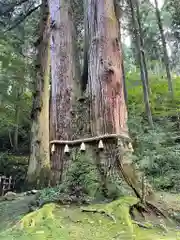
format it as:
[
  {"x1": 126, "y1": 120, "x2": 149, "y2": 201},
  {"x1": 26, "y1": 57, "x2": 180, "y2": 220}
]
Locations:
[
  {"x1": 129, "y1": 0, "x2": 153, "y2": 128},
  {"x1": 27, "y1": 0, "x2": 50, "y2": 188},
  {"x1": 154, "y1": 0, "x2": 173, "y2": 97},
  {"x1": 114, "y1": 0, "x2": 127, "y2": 103},
  {"x1": 87, "y1": 0, "x2": 127, "y2": 134},
  {"x1": 86, "y1": 0, "x2": 148, "y2": 199},
  {"x1": 48, "y1": 0, "x2": 80, "y2": 184}
]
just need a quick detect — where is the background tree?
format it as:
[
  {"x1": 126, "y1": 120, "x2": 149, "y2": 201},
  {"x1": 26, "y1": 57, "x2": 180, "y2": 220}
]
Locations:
[
  {"x1": 153, "y1": 0, "x2": 173, "y2": 97},
  {"x1": 128, "y1": 0, "x2": 153, "y2": 127},
  {"x1": 166, "y1": 0, "x2": 180, "y2": 74},
  {"x1": 0, "y1": 0, "x2": 38, "y2": 154},
  {"x1": 0, "y1": 0, "x2": 40, "y2": 190}
]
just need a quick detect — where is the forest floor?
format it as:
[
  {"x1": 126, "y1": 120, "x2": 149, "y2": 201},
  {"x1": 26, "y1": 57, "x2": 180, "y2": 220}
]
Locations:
[{"x1": 0, "y1": 192, "x2": 180, "y2": 239}]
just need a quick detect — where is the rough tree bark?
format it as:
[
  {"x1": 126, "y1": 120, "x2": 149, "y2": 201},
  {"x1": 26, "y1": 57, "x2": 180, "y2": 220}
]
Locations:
[
  {"x1": 154, "y1": 0, "x2": 173, "y2": 97},
  {"x1": 87, "y1": 0, "x2": 128, "y2": 134},
  {"x1": 48, "y1": 0, "x2": 80, "y2": 184},
  {"x1": 27, "y1": 0, "x2": 50, "y2": 187},
  {"x1": 81, "y1": 0, "x2": 89, "y2": 93},
  {"x1": 129, "y1": 0, "x2": 153, "y2": 128},
  {"x1": 86, "y1": 0, "x2": 151, "y2": 199},
  {"x1": 114, "y1": 0, "x2": 127, "y2": 103}
]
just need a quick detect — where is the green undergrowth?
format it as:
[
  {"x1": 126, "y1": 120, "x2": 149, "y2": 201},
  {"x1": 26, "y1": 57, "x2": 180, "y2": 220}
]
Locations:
[
  {"x1": 127, "y1": 74, "x2": 180, "y2": 117},
  {"x1": 0, "y1": 196, "x2": 180, "y2": 240},
  {"x1": 126, "y1": 74, "x2": 180, "y2": 192}
]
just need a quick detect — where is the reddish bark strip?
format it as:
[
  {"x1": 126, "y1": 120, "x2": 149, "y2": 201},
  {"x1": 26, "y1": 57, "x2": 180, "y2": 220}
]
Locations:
[
  {"x1": 85, "y1": 0, "x2": 148, "y2": 199},
  {"x1": 48, "y1": 0, "x2": 78, "y2": 183},
  {"x1": 87, "y1": 0, "x2": 127, "y2": 137}
]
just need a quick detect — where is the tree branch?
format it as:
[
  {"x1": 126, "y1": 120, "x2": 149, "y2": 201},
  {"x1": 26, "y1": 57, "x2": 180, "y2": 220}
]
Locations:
[
  {"x1": 5, "y1": 4, "x2": 41, "y2": 32},
  {"x1": 0, "y1": 0, "x2": 29, "y2": 16},
  {"x1": 81, "y1": 208, "x2": 116, "y2": 223},
  {"x1": 0, "y1": 19, "x2": 6, "y2": 26}
]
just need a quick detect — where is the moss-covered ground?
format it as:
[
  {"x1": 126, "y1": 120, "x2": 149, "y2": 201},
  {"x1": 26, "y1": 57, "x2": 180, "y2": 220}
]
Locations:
[{"x1": 0, "y1": 194, "x2": 180, "y2": 240}]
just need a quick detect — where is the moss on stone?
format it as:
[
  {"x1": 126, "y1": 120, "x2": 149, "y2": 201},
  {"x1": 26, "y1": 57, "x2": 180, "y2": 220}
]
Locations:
[{"x1": 0, "y1": 196, "x2": 180, "y2": 240}]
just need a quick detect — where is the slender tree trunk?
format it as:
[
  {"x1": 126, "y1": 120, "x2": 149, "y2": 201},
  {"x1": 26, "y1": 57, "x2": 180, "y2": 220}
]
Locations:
[
  {"x1": 154, "y1": 0, "x2": 173, "y2": 97},
  {"x1": 27, "y1": 0, "x2": 50, "y2": 188},
  {"x1": 135, "y1": 0, "x2": 150, "y2": 94},
  {"x1": 14, "y1": 107, "x2": 19, "y2": 152},
  {"x1": 8, "y1": 130, "x2": 13, "y2": 148},
  {"x1": 13, "y1": 87, "x2": 23, "y2": 152},
  {"x1": 48, "y1": 0, "x2": 80, "y2": 184},
  {"x1": 86, "y1": 0, "x2": 150, "y2": 199},
  {"x1": 14, "y1": 100, "x2": 20, "y2": 152},
  {"x1": 129, "y1": 0, "x2": 153, "y2": 128},
  {"x1": 13, "y1": 83, "x2": 24, "y2": 152},
  {"x1": 49, "y1": 85, "x2": 53, "y2": 142}
]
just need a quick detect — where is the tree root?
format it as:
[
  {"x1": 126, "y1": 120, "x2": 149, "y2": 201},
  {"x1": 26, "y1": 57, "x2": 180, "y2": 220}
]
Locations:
[
  {"x1": 131, "y1": 200, "x2": 168, "y2": 218},
  {"x1": 81, "y1": 207, "x2": 116, "y2": 223},
  {"x1": 130, "y1": 198, "x2": 175, "y2": 232},
  {"x1": 133, "y1": 220, "x2": 168, "y2": 232},
  {"x1": 146, "y1": 201, "x2": 169, "y2": 219},
  {"x1": 133, "y1": 220, "x2": 152, "y2": 229}
]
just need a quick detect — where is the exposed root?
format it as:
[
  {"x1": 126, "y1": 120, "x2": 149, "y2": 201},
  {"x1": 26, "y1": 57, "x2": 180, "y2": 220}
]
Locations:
[
  {"x1": 129, "y1": 198, "x2": 177, "y2": 234},
  {"x1": 116, "y1": 158, "x2": 141, "y2": 199},
  {"x1": 133, "y1": 220, "x2": 152, "y2": 229},
  {"x1": 146, "y1": 201, "x2": 169, "y2": 219},
  {"x1": 81, "y1": 207, "x2": 116, "y2": 223},
  {"x1": 130, "y1": 202, "x2": 149, "y2": 220},
  {"x1": 131, "y1": 200, "x2": 168, "y2": 218}
]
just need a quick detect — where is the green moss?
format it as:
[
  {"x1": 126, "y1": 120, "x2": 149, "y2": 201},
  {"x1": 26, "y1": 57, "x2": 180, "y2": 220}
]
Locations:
[
  {"x1": 0, "y1": 196, "x2": 180, "y2": 240},
  {"x1": 127, "y1": 74, "x2": 180, "y2": 117}
]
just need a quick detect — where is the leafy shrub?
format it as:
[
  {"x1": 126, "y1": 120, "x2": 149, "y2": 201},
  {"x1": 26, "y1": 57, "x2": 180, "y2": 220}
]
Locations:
[
  {"x1": 126, "y1": 72, "x2": 180, "y2": 192},
  {"x1": 36, "y1": 150, "x2": 128, "y2": 205},
  {"x1": 128, "y1": 113, "x2": 180, "y2": 191},
  {"x1": 36, "y1": 151, "x2": 102, "y2": 205},
  {"x1": 62, "y1": 151, "x2": 101, "y2": 198}
]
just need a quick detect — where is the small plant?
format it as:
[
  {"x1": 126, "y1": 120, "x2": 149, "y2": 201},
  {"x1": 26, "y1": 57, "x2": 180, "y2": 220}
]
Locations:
[
  {"x1": 61, "y1": 150, "x2": 101, "y2": 200},
  {"x1": 36, "y1": 150, "x2": 102, "y2": 205}
]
